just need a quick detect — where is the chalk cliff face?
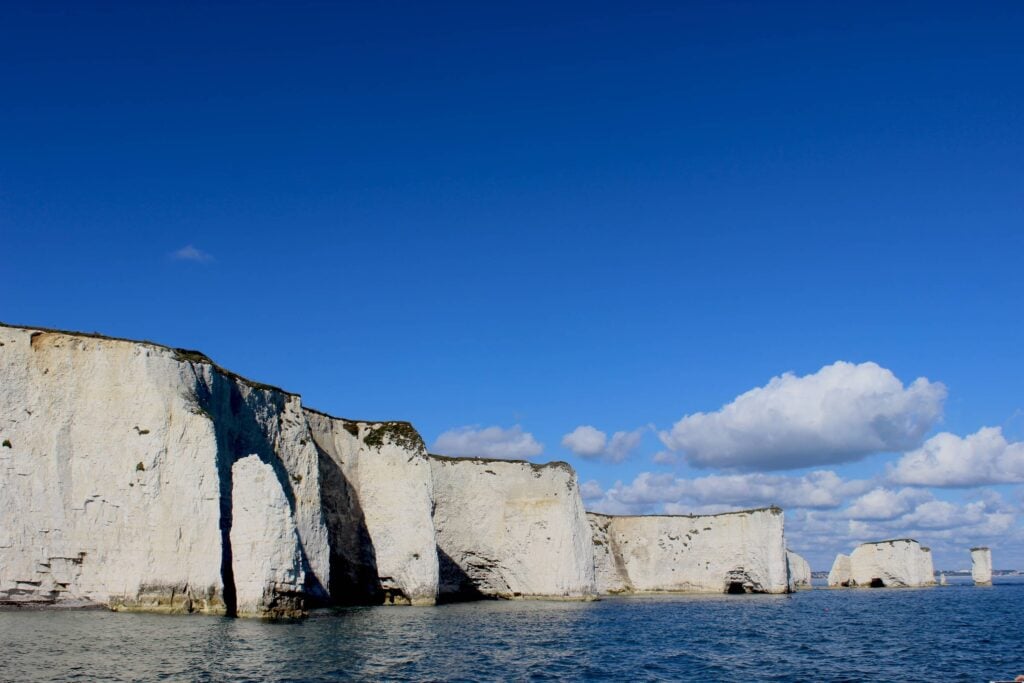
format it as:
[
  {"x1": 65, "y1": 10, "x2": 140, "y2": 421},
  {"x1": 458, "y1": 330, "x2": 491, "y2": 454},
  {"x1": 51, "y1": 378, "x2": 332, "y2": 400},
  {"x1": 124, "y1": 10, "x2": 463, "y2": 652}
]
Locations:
[
  {"x1": 831, "y1": 539, "x2": 936, "y2": 588},
  {"x1": 971, "y1": 547, "x2": 992, "y2": 586},
  {"x1": 0, "y1": 325, "x2": 331, "y2": 616},
  {"x1": 303, "y1": 411, "x2": 438, "y2": 606},
  {"x1": 827, "y1": 554, "x2": 851, "y2": 587},
  {"x1": 230, "y1": 455, "x2": 307, "y2": 617},
  {"x1": 787, "y1": 551, "x2": 812, "y2": 590},
  {"x1": 1, "y1": 323, "x2": 806, "y2": 616},
  {"x1": 428, "y1": 455, "x2": 596, "y2": 600},
  {"x1": 588, "y1": 508, "x2": 790, "y2": 594}
]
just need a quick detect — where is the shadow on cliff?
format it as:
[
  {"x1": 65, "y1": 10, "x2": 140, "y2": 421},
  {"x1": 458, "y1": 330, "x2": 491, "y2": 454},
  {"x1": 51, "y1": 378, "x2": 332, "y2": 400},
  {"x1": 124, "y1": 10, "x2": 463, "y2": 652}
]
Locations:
[
  {"x1": 195, "y1": 371, "x2": 328, "y2": 617},
  {"x1": 436, "y1": 548, "x2": 490, "y2": 604},
  {"x1": 312, "y1": 440, "x2": 391, "y2": 606}
]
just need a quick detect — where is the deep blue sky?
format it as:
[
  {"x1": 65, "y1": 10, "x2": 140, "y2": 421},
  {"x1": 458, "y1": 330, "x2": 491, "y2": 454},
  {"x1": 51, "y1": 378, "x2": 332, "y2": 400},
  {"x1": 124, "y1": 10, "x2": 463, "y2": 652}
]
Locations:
[{"x1": 3, "y1": 2, "x2": 1023, "y2": 567}]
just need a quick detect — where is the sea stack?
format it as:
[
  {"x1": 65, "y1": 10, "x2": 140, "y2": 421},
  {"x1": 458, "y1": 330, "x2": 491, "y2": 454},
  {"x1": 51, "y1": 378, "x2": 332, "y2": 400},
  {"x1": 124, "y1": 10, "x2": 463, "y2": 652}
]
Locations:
[
  {"x1": 827, "y1": 554, "x2": 852, "y2": 587},
  {"x1": 971, "y1": 547, "x2": 992, "y2": 586},
  {"x1": 830, "y1": 539, "x2": 935, "y2": 588},
  {"x1": 787, "y1": 551, "x2": 812, "y2": 589},
  {"x1": 587, "y1": 508, "x2": 791, "y2": 594}
]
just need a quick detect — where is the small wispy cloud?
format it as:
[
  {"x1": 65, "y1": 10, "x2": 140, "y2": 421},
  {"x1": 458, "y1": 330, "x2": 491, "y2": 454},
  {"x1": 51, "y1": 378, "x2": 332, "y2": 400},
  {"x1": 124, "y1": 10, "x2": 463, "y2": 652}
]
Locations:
[{"x1": 171, "y1": 244, "x2": 213, "y2": 263}]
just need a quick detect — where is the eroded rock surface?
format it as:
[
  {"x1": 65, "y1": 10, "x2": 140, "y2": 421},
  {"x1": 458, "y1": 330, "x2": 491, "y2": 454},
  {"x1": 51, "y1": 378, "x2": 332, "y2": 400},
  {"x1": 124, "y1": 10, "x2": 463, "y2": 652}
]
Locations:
[
  {"x1": 429, "y1": 455, "x2": 596, "y2": 601},
  {"x1": 0, "y1": 325, "x2": 330, "y2": 616},
  {"x1": 971, "y1": 547, "x2": 992, "y2": 586},
  {"x1": 828, "y1": 553, "x2": 851, "y2": 587},
  {"x1": 304, "y1": 411, "x2": 438, "y2": 605},
  {"x1": 588, "y1": 508, "x2": 790, "y2": 594},
  {"x1": 830, "y1": 539, "x2": 936, "y2": 588},
  {"x1": 787, "y1": 551, "x2": 812, "y2": 590}
]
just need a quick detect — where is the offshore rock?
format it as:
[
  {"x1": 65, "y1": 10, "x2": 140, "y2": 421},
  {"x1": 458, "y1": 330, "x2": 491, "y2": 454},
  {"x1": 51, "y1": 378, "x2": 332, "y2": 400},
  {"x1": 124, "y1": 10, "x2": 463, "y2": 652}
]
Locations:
[
  {"x1": 787, "y1": 550, "x2": 812, "y2": 590},
  {"x1": 429, "y1": 455, "x2": 597, "y2": 601},
  {"x1": 828, "y1": 554, "x2": 852, "y2": 587},
  {"x1": 971, "y1": 547, "x2": 992, "y2": 586},
  {"x1": 834, "y1": 539, "x2": 936, "y2": 588},
  {"x1": 588, "y1": 508, "x2": 790, "y2": 594}
]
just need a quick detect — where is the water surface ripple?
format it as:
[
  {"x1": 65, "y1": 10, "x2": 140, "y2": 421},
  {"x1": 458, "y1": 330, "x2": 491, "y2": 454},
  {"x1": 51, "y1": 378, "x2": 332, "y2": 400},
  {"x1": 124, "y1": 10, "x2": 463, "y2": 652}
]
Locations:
[{"x1": 2, "y1": 579, "x2": 1022, "y2": 682}]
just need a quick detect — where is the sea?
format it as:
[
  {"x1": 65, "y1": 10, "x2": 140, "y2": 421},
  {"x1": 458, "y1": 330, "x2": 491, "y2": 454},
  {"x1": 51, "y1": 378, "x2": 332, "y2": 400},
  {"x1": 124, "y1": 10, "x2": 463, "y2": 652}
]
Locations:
[{"x1": 2, "y1": 578, "x2": 1022, "y2": 682}]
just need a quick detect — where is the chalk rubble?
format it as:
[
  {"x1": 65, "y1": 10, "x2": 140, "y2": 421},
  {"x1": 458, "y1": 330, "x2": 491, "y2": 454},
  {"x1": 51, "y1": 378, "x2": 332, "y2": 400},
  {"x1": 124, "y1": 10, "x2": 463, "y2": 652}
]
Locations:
[
  {"x1": 588, "y1": 508, "x2": 791, "y2": 594},
  {"x1": 971, "y1": 547, "x2": 992, "y2": 586}
]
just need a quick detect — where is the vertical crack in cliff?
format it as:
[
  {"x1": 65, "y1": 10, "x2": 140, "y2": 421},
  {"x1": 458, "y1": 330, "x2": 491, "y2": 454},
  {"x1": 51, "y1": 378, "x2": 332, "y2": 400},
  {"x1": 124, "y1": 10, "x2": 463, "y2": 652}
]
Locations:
[{"x1": 197, "y1": 367, "x2": 329, "y2": 616}]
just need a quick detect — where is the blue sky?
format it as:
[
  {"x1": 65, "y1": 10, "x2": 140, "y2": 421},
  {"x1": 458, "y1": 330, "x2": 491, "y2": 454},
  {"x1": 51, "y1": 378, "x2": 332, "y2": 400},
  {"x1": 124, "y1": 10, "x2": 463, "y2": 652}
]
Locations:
[{"x1": 3, "y1": 2, "x2": 1023, "y2": 570}]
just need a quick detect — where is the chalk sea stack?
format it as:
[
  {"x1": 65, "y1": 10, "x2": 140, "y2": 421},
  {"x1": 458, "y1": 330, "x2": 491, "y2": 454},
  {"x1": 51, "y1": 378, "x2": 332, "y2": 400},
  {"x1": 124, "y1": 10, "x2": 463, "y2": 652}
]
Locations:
[
  {"x1": 828, "y1": 539, "x2": 936, "y2": 588},
  {"x1": 971, "y1": 547, "x2": 992, "y2": 586}
]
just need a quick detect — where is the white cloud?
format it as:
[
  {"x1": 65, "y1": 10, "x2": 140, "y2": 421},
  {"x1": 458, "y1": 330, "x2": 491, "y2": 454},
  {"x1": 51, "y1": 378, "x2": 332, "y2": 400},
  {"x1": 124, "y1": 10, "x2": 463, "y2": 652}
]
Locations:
[
  {"x1": 845, "y1": 487, "x2": 931, "y2": 521},
  {"x1": 432, "y1": 425, "x2": 543, "y2": 460},
  {"x1": 652, "y1": 450, "x2": 678, "y2": 465},
  {"x1": 588, "y1": 469, "x2": 871, "y2": 516},
  {"x1": 561, "y1": 425, "x2": 643, "y2": 463},
  {"x1": 171, "y1": 244, "x2": 213, "y2": 262},
  {"x1": 889, "y1": 427, "x2": 1024, "y2": 487},
  {"x1": 659, "y1": 361, "x2": 946, "y2": 470},
  {"x1": 561, "y1": 426, "x2": 606, "y2": 457},
  {"x1": 579, "y1": 479, "x2": 604, "y2": 501}
]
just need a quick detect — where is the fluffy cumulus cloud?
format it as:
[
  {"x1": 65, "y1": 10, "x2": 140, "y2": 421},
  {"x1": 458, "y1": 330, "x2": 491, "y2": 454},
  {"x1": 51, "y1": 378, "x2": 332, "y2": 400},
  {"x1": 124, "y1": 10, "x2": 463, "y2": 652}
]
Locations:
[
  {"x1": 845, "y1": 487, "x2": 932, "y2": 521},
  {"x1": 171, "y1": 244, "x2": 213, "y2": 262},
  {"x1": 432, "y1": 425, "x2": 543, "y2": 460},
  {"x1": 561, "y1": 425, "x2": 643, "y2": 463},
  {"x1": 587, "y1": 469, "x2": 872, "y2": 516},
  {"x1": 659, "y1": 361, "x2": 946, "y2": 470},
  {"x1": 889, "y1": 427, "x2": 1024, "y2": 487}
]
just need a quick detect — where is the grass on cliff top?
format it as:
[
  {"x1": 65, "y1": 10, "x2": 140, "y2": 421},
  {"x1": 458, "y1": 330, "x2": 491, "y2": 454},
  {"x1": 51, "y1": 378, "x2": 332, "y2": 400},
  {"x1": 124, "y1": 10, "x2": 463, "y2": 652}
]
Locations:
[{"x1": 363, "y1": 422, "x2": 425, "y2": 452}]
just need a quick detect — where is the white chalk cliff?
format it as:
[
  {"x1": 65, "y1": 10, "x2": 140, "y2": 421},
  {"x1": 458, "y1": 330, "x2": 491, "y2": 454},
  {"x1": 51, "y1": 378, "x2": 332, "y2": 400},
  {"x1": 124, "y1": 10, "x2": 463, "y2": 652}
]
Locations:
[
  {"x1": 971, "y1": 547, "x2": 992, "y2": 586},
  {"x1": 429, "y1": 455, "x2": 596, "y2": 600},
  {"x1": 828, "y1": 553, "x2": 852, "y2": 587},
  {"x1": 587, "y1": 508, "x2": 791, "y2": 594},
  {"x1": 829, "y1": 539, "x2": 936, "y2": 588},
  {"x1": 303, "y1": 411, "x2": 439, "y2": 606},
  {"x1": 0, "y1": 325, "x2": 332, "y2": 616},
  {"x1": 787, "y1": 551, "x2": 812, "y2": 590},
  {"x1": 1, "y1": 323, "x2": 805, "y2": 616}
]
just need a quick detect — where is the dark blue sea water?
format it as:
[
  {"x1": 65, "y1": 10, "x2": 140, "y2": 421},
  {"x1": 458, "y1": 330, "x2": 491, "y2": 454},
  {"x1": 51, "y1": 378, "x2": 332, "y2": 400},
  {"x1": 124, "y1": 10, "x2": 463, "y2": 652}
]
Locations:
[{"x1": 3, "y1": 579, "x2": 1022, "y2": 682}]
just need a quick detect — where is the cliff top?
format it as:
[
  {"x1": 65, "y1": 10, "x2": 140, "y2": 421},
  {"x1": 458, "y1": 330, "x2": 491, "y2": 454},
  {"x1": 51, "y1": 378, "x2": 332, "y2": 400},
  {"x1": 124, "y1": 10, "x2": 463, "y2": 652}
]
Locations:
[
  {"x1": 587, "y1": 506, "x2": 783, "y2": 520},
  {"x1": 427, "y1": 452, "x2": 575, "y2": 474},
  {"x1": 858, "y1": 538, "x2": 921, "y2": 547},
  {"x1": 970, "y1": 546, "x2": 991, "y2": 552},
  {"x1": 1, "y1": 321, "x2": 418, "y2": 430}
]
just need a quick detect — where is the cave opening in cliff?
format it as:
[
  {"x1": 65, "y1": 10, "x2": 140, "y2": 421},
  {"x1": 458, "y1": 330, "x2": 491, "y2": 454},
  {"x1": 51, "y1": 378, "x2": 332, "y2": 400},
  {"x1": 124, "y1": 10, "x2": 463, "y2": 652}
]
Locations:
[
  {"x1": 726, "y1": 581, "x2": 747, "y2": 594},
  {"x1": 869, "y1": 578, "x2": 885, "y2": 588}
]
